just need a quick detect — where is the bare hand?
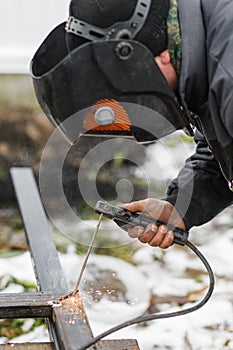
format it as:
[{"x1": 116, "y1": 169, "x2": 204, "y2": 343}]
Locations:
[{"x1": 122, "y1": 198, "x2": 186, "y2": 249}]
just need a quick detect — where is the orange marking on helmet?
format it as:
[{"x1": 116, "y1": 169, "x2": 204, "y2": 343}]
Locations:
[{"x1": 83, "y1": 99, "x2": 131, "y2": 131}]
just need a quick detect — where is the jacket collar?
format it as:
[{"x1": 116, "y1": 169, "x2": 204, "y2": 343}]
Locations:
[{"x1": 178, "y1": 0, "x2": 207, "y2": 115}]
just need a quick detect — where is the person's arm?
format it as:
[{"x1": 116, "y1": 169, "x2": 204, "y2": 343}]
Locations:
[
  {"x1": 123, "y1": 130, "x2": 233, "y2": 249},
  {"x1": 166, "y1": 130, "x2": 233, "y2": 230}
]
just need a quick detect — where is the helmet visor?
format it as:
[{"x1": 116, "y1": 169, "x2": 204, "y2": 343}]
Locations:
[{"x1": 31, "y1": 23, "x2": 193, "y2": 144}]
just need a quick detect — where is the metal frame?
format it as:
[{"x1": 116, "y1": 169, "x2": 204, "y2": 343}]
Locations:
[{"x1": 0, "y1": 167, "x2": 140, "y2": 350}]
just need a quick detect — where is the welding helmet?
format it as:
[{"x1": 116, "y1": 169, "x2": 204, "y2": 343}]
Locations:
[{"x1": 31, "y1": 0, "x2": 193, "y2": 144}]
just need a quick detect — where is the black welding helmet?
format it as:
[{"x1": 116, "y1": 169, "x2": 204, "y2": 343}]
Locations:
[{"x1": 31, "y1": 0, "x2": 193, "y2": 144}]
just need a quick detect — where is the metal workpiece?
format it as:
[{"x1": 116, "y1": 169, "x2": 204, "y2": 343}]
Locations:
[
  {"x1": 96, "y1": 339, "x2": 140, "y2": 350},
  {"x1": 51, "y1": 294, "x2": 95, "y2": 350},
  {"x1": 0, "y1": 293, "x2": 60, "y2": 319},
  {"x1": 0, "y1": 344, "x2": 55, "y2": 350},
  {"x1": 10, "y1": 167, "x2": 68, "y2": 294},
  {"x1": 0, "y1": 167, "x2": 141, "y2": 350},
  {"x1": 0, "y1": 340, "x2": 140, "y2": 350}
]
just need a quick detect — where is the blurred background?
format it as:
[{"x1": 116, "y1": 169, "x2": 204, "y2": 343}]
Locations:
[{"x1": 0, "y1": 0, "x2": 69, "y2": 205}]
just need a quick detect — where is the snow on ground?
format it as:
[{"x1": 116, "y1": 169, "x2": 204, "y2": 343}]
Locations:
[
  {"x1": 0, "y1": 134, "x2": 233, "y2": 349},
  {"x1": 0, "y1": 212, "x2": 232, "y2": 349}
]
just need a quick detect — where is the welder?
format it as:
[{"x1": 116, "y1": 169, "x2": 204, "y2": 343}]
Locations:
[{"x1": 31, "y1": 0, "x2": 233, "y2": 249}]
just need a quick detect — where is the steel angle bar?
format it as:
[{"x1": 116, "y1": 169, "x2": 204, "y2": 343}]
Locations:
[
  {"x1": 0, "y1": 292, "x2": 52, "y2": 319},
  {"x1": 51, "y1": 294, "x2": 96, "y2": 350},
  {"x1": 0, "y1": 343, "x2": 55, "y2": 350},
  {"x1": 10, "y1": 167, "x2": 68, "y2": 294},
  {"x1": 9, "y1": 167, "x2": 95, "y2": 350},
  {"x1": 0, "y1": 339, "x2": 140, "y2": 350},
  {"x1": 98, "y1": 339, "x2": 140, "y2": 350},
  {"x1": 0, "y1": 293, "x2": 61, "y2": 319}
]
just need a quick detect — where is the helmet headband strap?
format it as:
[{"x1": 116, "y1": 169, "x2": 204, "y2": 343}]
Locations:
[{"x1": 65, "y1": 0, "x2": 151, "y2": 40}]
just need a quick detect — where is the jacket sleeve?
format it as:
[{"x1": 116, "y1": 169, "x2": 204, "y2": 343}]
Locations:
[{"x1": 165, "y1": 130, "x2": 233, "y2": 229}]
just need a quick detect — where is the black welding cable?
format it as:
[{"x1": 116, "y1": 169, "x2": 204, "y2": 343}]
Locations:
[{"x1": 78, "y1": 240, "x2": 215, "y2": 350}]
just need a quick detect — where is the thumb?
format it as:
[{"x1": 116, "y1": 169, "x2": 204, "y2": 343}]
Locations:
[{"x1": 121, "y1": 200, "x2": 148, "y2": 213}]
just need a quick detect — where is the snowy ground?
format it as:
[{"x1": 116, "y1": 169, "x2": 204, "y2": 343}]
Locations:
[
  {"x1": 0, "y1": 134, "x2": 233, "y2": 349},
  {"x1": 0, "y1": 213, "x2": 232, "y2": 350}
]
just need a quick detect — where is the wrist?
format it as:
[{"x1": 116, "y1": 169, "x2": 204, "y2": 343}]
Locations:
[{"x1": 164, "y1": 200, "x2": 186, "y2": 230}]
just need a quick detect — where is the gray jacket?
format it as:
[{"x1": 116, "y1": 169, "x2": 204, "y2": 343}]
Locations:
[{"x1": 166, "y1": 0, "x2": 233, "y2": 228}]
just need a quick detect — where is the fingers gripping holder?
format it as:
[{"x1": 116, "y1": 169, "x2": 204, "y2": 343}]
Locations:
[{"x1": 95, "y1": 201, "x2": 189, "y2": 246}]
